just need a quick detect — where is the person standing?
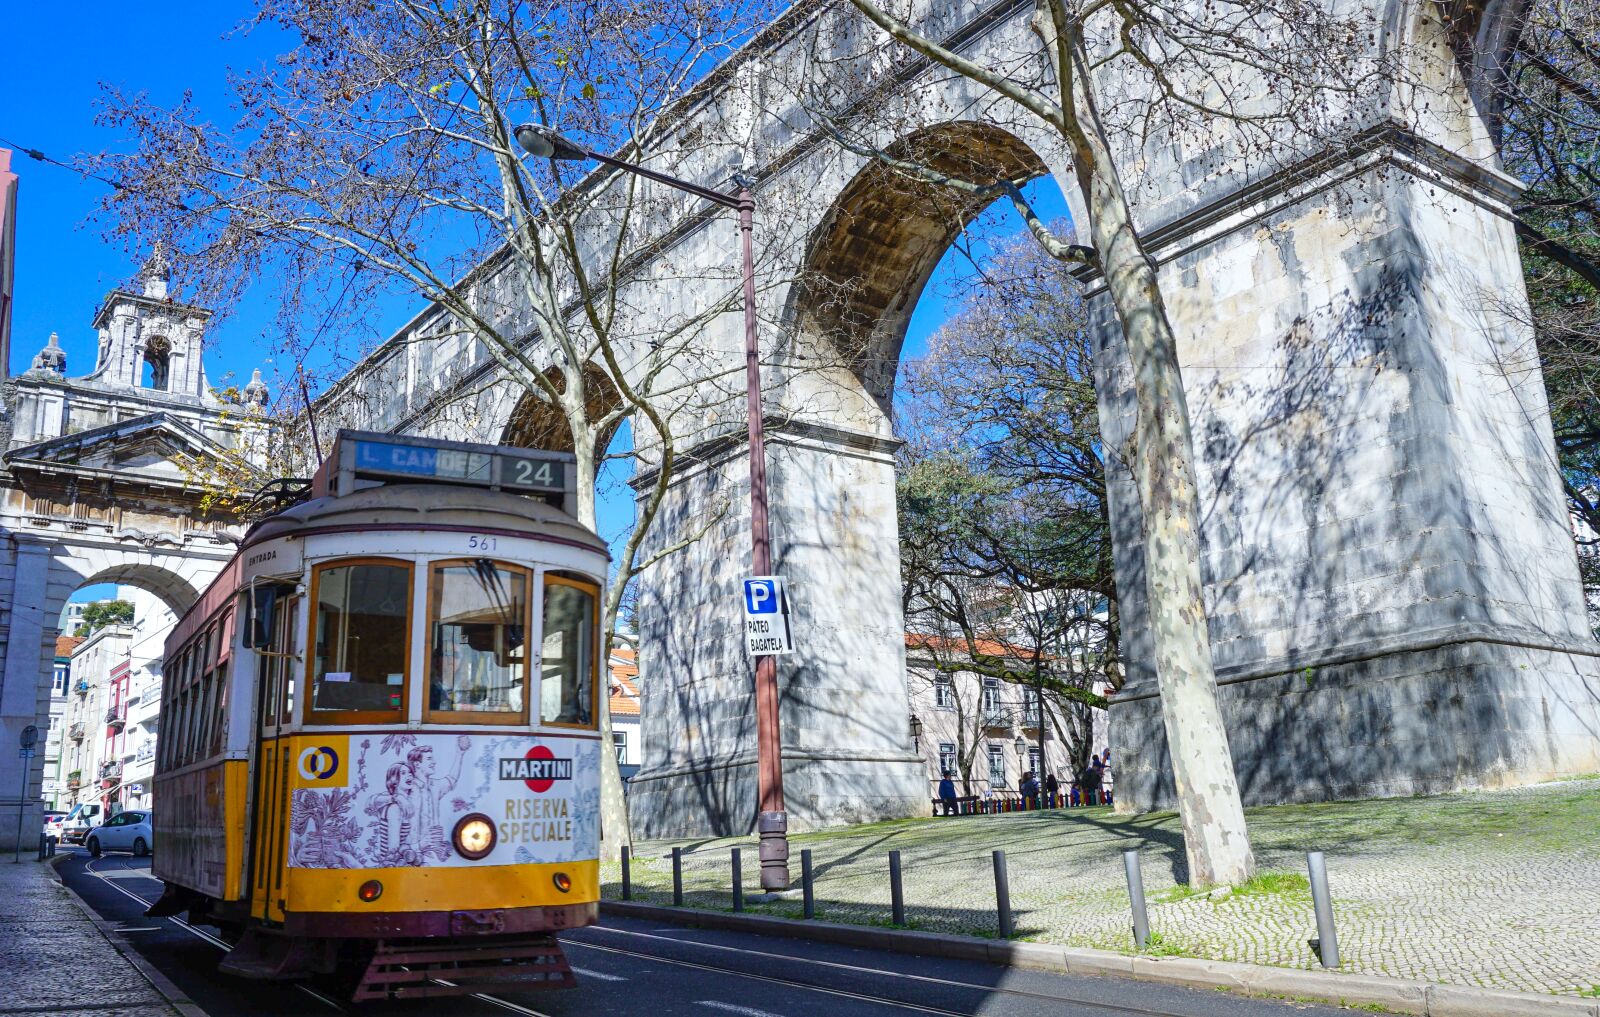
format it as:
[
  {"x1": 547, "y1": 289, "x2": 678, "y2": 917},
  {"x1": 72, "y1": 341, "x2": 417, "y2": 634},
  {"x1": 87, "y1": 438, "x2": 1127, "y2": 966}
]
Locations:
[
  {"x1": 937, "y1": 771, "x2": 958, "y2": 816},
  {"x1": 1043, "y1": 772, "x2": 1060, "y2": 807}
]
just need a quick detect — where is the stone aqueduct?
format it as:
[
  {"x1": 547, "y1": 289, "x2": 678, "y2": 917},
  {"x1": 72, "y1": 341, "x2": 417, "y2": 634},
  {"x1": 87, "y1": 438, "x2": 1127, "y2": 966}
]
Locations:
[{"x1": 3, "y1": 0, "x2": 1597, "y2": 846}]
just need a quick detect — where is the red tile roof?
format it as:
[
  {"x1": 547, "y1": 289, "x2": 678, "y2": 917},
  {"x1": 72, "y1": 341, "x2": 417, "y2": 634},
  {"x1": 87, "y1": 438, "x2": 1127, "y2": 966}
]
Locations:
[
  {"x1": 609, "y1": 651, "x2": 640, "y2": 717},
  {"x1": 904, "y1": 632, "x2": 1044, "y2": 660},
  {"x1": 55, "y1": 635, "x2": 84, "y2": 658}
]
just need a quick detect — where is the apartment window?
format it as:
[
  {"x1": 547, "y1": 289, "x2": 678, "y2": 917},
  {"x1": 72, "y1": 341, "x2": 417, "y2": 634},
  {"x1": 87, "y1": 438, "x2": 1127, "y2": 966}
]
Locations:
[
  {"x1": 52, "y1": 666, "x2": 68, "y2": 696},
  {"x1": 981, "y1": 678, "x2": 1002, "y2": 718},
  {"x1": 613, "y1": 730, "x2": 628, "y2": 765},
  {"x1": 934, "y1": 677, "x2": 954, "y2": 709},
  {"x1": 987, "y1": 743, "x2": 1006, "y2": 788},
  {"x1": 938, "y1": 743, "x2": 957, "y2": 776},
  {"x1": 1028, "y1": 746, "x2": 1041, "y2": 775}
]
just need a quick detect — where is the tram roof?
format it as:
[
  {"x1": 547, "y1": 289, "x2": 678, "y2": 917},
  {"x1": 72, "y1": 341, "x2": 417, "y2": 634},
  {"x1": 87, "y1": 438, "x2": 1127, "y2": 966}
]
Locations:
[{"x1": 242, "y1": 481, "x2": 608, "y2": 556}]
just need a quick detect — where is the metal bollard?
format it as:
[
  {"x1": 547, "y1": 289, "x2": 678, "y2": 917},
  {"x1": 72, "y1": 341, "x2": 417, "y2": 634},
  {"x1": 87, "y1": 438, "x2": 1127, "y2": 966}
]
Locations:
[
  {"x1": 1123, "y1": 849, "x2": 1150, "y2": 948},
  {"x1": 992, "y1": 850, "x2": 1013, "y2": 938},
  {"x1": 36, "y1": 833, "x2": 45, "y2": 862},
  {"x1": 1307, "y1": 851, "x2": 1340, "y2": 968},
  {"x1": 621, "y1": 845, "x2": 632, "y2": 900},
  {"x1": 732, "y1": 848, "x2": 744, "y2": 912},
  {"x1": 801, "y1": 848, "x2": 815, "y2": 919},
  {"x1": 672, "y1": 846, "x2": 684, "y2": 907},
  {"x1": 888, "y1": 850, "x2": 905, "y2": 926}
]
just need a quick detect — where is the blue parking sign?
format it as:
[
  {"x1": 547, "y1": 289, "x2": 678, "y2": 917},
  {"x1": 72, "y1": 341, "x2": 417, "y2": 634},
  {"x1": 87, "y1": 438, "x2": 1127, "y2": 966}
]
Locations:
[
  {"x1": 742, "y1": 576, "x2": 793, "y2": 655},
  {"x1": 744, "y1": 579, "x2": 779, "y2": 614}
]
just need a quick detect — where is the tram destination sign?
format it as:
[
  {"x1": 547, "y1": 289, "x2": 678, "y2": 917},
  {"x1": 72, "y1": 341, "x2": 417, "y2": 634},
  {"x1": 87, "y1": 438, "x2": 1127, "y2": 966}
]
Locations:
[
  {"x1": 335, "y1": 431, "x2": 569, "y2": 497},
  {"x1": 743, "y1": 576, "x2": 795, "y2": 656}
]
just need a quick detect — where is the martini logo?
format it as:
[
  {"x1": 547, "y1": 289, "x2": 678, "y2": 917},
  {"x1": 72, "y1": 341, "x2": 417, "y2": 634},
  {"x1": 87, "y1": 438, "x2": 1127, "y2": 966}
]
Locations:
[
  {"x1": 297, "y1": 745, "x2": 340, "y2": 780},
  {"x1": 499, "y1": 745, "x2": 573, "y2": 792}
]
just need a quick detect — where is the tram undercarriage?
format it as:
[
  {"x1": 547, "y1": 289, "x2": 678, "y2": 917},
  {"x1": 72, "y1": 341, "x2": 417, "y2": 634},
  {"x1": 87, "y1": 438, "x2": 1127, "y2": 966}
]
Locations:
[{"x1": 150, "y1": 886, "x2": 582, "y2": 1000}]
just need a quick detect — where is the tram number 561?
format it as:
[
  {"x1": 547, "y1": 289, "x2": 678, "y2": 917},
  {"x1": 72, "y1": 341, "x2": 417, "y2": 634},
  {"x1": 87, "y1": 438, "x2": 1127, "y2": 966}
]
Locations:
[{"x1": 468, "y1": 535, "x2": 498, "y2": 551}]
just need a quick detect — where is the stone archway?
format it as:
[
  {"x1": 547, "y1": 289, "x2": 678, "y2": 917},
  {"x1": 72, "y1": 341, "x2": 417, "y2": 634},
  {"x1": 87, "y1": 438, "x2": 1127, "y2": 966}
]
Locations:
[
  {"x1": 627, "y1": 121, "x2": 1075, "y2": 838},
  {"x1": 786, "y1": 121, "x2": 1058, "y2": 427},
  {"x1": 499, "y1": 362, "x2": 625, "y2": 471}
]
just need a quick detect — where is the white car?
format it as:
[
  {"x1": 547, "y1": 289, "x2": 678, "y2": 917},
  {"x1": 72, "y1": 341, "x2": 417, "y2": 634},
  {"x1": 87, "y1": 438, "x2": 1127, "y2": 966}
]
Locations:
[{"x1": 85, "y1": 810, "x2": 153, "y2": 858}]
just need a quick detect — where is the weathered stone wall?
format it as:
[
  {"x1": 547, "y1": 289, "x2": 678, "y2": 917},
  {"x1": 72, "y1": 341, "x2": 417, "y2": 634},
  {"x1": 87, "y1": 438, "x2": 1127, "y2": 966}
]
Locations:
[{"x1": 1101, "y1": 151, "x2": 1600, "y2": 810}]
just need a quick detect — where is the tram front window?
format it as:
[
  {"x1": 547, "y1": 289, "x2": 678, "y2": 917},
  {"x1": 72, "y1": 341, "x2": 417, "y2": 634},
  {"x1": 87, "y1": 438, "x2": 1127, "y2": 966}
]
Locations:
[
  {"x1": 541, "y1": 576, "x2": 596, "y2": 726},
  {"x1": 311, "y1": 561, "x2": 411, "y2": 717},
  {"x1": 427, "y1": 560, "x2": 528, "y2": 718}
]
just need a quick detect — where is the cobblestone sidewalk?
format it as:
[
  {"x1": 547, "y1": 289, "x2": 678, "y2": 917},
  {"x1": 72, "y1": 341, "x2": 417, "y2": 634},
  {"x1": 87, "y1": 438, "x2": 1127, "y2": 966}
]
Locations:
[
  {"x1": 606, "y1": 778, "x2": 1600, "y2": 998},
  {"x1": 0, "y1": 855, "x2": 183, "y2": 1016}
]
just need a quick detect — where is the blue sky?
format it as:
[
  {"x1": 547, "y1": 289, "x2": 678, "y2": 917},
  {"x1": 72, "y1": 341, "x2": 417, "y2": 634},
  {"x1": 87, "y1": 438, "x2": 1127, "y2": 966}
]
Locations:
[{"x1": 4, "y1": 3, "x2": 1069, "y2": 592}]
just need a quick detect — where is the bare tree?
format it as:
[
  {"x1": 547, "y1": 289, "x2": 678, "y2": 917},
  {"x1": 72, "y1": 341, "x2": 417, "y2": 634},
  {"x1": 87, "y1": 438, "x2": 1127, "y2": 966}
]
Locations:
[
  {"x1": 810, "y1": 0, "x2": 1389, "y2": 884},
  {"x1": 89, "y1": 0, "x2": 797, "y2": 859}
]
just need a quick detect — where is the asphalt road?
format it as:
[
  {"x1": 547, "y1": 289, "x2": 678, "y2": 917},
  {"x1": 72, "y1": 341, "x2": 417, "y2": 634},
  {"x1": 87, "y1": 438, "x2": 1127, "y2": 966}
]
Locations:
[{"x1": 58, "y1": 850, "x2": 1350, "y2": 1017}]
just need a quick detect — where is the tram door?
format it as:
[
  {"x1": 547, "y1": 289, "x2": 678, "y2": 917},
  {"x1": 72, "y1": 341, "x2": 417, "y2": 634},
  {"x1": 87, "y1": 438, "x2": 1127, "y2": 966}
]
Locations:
[{"x1": 250, "y1": 595, "x2": 299, "y2": 923}]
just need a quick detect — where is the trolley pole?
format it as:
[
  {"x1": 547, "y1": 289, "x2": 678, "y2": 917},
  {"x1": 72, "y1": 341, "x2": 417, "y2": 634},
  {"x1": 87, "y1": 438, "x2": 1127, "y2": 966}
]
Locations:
[{"x1": 740, "y1": 182, "x2": 790, "y2": 892}]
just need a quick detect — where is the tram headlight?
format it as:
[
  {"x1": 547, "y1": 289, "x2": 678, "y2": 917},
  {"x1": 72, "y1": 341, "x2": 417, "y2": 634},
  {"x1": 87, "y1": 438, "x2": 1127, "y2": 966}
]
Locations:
[
  {"x1": 453, "y1": 813, "x2": 497, "y2": 860},
  {"x1": 552, "y1": 872, "x2": 572, "y2": 893},
  {"x1": 358, "y1": 880, "x2": 383, "y2": 903}
]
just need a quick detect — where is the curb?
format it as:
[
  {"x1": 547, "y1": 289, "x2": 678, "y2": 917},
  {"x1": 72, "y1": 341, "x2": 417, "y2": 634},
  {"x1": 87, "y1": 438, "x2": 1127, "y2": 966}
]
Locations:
[
  {"x1": 600, "y1": 900, "x2": 1599, "y2": 1017},
  {"x1": 50, "y1": 857, "x2": 216, "y2": 1017}
]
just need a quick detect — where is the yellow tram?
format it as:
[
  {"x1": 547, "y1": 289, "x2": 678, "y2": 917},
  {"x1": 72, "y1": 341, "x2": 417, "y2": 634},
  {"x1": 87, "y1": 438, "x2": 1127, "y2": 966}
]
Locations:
[{"x1": 148, "y1": 430, "x2": 606, "y2": 999}]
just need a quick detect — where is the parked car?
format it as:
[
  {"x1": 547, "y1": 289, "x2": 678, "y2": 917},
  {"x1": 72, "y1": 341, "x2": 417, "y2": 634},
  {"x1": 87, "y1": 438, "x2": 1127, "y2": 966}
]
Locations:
[
  {"x1": 85, "y1": 810, "x2": 153, "y2": 858},
  {"x1": 60, "y1": 802, "x2": 105, "y2": 845},
  {"x1": 41, "y1": 811, "x2": 66, "y2": 840}
]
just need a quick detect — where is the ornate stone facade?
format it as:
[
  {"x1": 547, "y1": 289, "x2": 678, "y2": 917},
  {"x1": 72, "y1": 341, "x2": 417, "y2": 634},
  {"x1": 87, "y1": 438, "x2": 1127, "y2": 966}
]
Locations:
[{"x1": 0, "y1": 253, "x2": 267, "y2": 850}]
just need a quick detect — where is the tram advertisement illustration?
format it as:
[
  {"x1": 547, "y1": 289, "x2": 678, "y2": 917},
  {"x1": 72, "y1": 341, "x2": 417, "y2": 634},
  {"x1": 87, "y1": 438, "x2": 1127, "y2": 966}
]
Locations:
[{"x1": 286, "y1": 732, "x2": 599, "y2": 869}]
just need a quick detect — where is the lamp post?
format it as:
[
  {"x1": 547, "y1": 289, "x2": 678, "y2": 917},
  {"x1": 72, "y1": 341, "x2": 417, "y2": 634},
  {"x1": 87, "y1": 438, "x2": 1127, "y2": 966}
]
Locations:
[{"x1": 514, "y1": 123, "x2": 790, "y2": 890}]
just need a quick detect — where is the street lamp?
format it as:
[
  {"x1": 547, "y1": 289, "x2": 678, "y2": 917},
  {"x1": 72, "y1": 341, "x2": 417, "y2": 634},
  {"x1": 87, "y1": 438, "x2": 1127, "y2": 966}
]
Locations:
[{"x1": 514, "y1": 123, "x2": 790, "y2": 891}]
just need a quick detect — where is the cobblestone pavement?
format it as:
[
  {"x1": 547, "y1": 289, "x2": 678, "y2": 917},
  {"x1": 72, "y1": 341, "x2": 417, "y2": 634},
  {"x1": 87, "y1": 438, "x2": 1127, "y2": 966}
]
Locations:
[
  {"x1": 606, "y1": 778, "x2": 1600, "y2": 998},
  {"x1": 0, "y1": 855, "x2": 181, "y2": 1016}
]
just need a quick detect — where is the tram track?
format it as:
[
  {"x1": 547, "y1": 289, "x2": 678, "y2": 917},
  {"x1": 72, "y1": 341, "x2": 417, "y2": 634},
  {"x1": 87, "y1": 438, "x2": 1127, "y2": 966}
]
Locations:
[
  {"x1": 74, "y1": 855, "x2": 1326, "y2": 1017},
  {"x1": 567, "y1": 928, "x2": 1227, "y2": 1017},
  {"x1": 81, "y1": 855, "x2": 553, "y2": 1017}
]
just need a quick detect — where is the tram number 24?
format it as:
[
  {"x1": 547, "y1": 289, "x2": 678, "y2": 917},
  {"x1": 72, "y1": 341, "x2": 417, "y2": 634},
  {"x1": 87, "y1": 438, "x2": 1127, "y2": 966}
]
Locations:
[{"x1": 468, "y1": 535, "x2": 499, "y2": 551}]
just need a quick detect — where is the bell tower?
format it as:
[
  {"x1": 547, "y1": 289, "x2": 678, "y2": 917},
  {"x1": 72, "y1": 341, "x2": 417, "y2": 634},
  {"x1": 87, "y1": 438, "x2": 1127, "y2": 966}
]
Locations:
[{"x1": 85, "y1": 246, "x2": 214, "y2": 400}]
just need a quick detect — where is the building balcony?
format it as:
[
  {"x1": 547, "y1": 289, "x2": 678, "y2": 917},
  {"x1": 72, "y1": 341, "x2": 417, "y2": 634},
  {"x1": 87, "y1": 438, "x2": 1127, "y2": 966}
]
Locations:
[
  {"x1": 105, "y1": 707, "x2": 125, "y2": 729},
  {"x1": 73, "y1": 680, "x2": 90, "y2": 696},
  {"x1": 981, "y1": 709, "x2": 1010, "y2": 728},
  {"x1": 68, "y1": 721, "x2": 85, "y2": 741},
  {"x1": 65, "y1": 771, "x2": 82, "y2": 790}
]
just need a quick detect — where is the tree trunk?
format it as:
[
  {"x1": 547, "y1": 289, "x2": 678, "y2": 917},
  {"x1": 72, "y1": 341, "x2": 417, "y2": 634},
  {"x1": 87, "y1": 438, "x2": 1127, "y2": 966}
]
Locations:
[
  {"x1": 1068, "y1": 75, "x2": 1256, "y2": 887},
  {"x1": 566, "y1": 422, "x2": 632, "y2": 863}
]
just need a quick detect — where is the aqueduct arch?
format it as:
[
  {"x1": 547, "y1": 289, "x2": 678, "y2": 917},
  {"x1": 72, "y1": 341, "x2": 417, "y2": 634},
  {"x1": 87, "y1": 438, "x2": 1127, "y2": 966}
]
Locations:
[
  {"x1": 784, "y1": 121, "x2": 1064, "y2": 428},
  {"x1": 323, "y1": 0, "x2": 1600, "y2": 835}
]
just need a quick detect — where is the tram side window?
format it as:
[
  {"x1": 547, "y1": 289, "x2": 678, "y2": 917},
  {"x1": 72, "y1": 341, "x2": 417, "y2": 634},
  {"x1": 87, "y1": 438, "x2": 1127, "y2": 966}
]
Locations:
[
  {"x1": 210, "y1": 664, "x2": 228, "y2": 756},
  {"x1": 311, "y1": 561, "x2": 410, "y2": 717},
  {"x1": 540, "y1": 576, "x2": 596, "y2": 727},
  {"x1": 282, "y1": 596, "x2": 300, "y2": 719},
  {"x1": 426, "y1": 560, "x2": 529, "y2": 718}
]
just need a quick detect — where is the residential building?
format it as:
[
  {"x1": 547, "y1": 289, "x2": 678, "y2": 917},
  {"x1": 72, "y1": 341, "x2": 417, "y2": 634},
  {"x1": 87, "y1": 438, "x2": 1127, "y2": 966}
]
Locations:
[
  {"x1": 62, "y1": 624, "x2": 131, "y2": 811},
  {"x1": 120, "y1": 590, "x2": 172, "y2": 809},
  {"x1": 904, "y1": 634, "x2": 1110, "y2": 801},
  {"x1": 0, "y1": 148, "x2": 16, "y2": 377},
  {"x1": 41, "y1": 634, "x2": 82, "y2": 809},
  {"x1": 609, "y1": 648, "x2": 642, "y2": 783}
]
